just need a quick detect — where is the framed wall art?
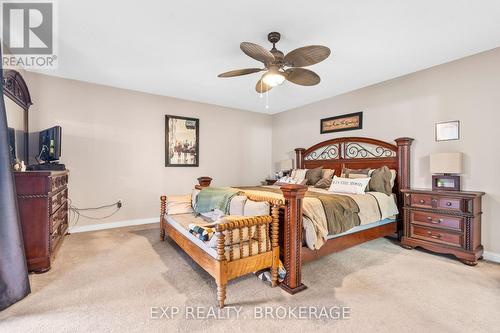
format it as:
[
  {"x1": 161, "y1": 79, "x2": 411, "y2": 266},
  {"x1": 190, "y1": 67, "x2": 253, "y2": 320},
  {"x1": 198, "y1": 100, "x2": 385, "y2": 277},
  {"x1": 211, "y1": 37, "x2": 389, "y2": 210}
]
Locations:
[
  {"x1": 320, "y1": 112, "x2": 363, "y2": 134},
  {"x1": 435, "y1": 120, "x2": 460, "y2": 142},
  {"x1": 165, "y1": 115, "x2": 199, "y2": 167}
]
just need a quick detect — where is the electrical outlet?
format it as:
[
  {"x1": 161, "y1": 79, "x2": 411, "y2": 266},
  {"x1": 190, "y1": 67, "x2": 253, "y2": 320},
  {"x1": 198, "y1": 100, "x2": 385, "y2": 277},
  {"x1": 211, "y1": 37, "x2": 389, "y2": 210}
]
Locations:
[{"x1": 117, "y1": 200, "x2": 122, "y2": 208}]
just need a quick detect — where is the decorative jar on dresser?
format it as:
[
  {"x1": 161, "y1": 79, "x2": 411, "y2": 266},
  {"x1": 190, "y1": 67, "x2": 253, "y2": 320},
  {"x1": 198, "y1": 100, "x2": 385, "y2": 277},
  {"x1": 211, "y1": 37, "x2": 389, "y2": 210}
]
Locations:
[
  {"x1": 14, "y1": 170, "x2": 69, "y2": 273},
  {"x1": 401, "y1": 188, "x2": 484, "y2": 265}
]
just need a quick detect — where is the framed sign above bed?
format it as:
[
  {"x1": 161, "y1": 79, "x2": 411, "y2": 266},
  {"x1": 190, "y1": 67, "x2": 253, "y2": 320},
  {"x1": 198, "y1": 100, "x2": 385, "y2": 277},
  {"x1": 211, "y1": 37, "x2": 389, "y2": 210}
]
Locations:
[
  {"x1": 320, "y1": 112, "x2": 363, "y2": 134},
  {"x1": 165, "y1": 115, "x2": 199, "y2": 167}
]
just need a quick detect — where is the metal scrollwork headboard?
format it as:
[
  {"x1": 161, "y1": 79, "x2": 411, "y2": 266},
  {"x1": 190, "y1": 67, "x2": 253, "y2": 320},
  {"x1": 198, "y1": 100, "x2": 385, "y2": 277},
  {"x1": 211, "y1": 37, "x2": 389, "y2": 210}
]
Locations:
[{"x1": 295, "y1": 136, "x2": 413, "y2": 196}]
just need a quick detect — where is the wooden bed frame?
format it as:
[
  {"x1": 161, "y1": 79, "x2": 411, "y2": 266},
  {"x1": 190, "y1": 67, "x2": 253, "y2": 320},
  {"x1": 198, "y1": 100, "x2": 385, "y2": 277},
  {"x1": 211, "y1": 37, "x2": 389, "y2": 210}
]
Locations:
[
  {"x1": 199, "y1": 137, "x2": 413, "y2": 295},
  {"x1": 160, "y1": 198, "x2": 280, "y2": 308}
]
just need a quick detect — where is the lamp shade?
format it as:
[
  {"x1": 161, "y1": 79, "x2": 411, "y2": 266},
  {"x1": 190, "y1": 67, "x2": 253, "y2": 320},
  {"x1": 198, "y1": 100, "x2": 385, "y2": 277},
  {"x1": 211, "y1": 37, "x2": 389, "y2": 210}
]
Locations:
[
  {"x1": 279, "y1": 159, "x2": 293, "y2": 171},
  {"x1": 430, "y1": 152, "x2": 463, "y2": 174}
]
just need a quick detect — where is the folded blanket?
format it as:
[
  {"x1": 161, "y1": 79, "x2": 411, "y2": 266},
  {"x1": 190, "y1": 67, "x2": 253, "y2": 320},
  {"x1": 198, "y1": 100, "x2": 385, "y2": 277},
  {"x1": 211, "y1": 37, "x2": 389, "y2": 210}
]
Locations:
[
  {"x1": 194, "y1": 187, "x2": 241, "y2": 214},
  {"x1": 188, "y1": 223, "x2": 215, "y2": 241}
]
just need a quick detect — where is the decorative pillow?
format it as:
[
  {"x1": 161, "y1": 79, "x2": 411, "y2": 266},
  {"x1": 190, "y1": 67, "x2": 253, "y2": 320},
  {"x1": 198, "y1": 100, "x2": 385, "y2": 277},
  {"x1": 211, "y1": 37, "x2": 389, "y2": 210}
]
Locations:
[
  {"x1": 275, "y1": 173, "x2": 308, "y2": 186},
  {"x1": 368, "y1": 166, "x2": 392, "y2": 195},
  {"x1": 328, "y1": 176, "x2": 370, "y2": 195},
  {"x1": 229, "y1": 195, "x2": 247, "y2": 215},
  {"x1": 321, "y1": 169, "x2": 335, "y2": 180},
  {"x1": 292, "y1": 169, "x2": 307, "y2": 183},
  {"x1": 341, "y1": 167, "x2": 370, "y2": 178},
  {"x1": 305, "y1": 166, "x2": 323, "y2": 185},
  {"x1": 167, "y1": 195, "x2": 194, "y2": 215},
  {"x1": 389, "y1": 169, "x2": 397, "y2": 188},
  {"x1": 314, "y1": 177, "x2": 332, "y2": 189}
]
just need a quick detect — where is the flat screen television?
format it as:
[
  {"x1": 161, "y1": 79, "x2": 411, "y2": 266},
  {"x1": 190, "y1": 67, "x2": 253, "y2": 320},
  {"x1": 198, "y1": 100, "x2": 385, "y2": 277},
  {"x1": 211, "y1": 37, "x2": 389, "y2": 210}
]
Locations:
[
  {"x1": 38, "y1": 126, "x2": 62, "y2": 162},
  {"x1": 8, "y1": 127, "x2": 16, "y2": 163}
]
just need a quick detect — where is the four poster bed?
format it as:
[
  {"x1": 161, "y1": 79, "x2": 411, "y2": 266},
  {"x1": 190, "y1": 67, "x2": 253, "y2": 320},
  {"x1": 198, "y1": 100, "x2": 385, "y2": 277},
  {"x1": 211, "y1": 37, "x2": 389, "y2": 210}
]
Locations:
[
  {"x1": 162, "y1": 136, "x2": 413, "y2": 298},
  {"x1": 277, "y1": 136, "x2": 413, "y2": 293},
  {"x1": 243, "y1": 136, "x2": 413, "y2": 294}
]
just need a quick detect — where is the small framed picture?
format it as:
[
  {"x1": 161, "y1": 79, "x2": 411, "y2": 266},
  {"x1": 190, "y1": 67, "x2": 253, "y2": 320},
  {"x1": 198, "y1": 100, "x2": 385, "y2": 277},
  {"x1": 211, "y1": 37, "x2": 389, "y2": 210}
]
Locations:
[
  {"x1": 321, "y1": 112, "x2": 363, "y2": 134},
  {"x1": 165, "y1": 115, "x2": 199, "y2": 167},
  {"x1": 435, "y1": 120, "x2": 460, "y2": 142}
]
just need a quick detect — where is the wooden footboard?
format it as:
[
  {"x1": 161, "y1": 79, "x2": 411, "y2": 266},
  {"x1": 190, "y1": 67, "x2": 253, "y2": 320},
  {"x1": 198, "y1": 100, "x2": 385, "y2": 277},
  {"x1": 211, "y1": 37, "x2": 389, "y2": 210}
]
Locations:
[{"x1": 160, "y1": 193, "x2": 279, "y2": 308}]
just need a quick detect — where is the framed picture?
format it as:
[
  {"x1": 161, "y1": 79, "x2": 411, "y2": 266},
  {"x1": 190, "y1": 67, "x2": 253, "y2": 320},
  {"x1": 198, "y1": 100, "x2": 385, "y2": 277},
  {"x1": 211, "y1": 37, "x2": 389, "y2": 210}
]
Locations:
[
  {"x1": 435, "y1": 120, "x2": 460, "y2": 142},
  {"x1": 165, "y1": 115, "x2": 199, "y2": 167},
  {"x1": 320, "y1": 112, "x2": 363, "y2": 134}
]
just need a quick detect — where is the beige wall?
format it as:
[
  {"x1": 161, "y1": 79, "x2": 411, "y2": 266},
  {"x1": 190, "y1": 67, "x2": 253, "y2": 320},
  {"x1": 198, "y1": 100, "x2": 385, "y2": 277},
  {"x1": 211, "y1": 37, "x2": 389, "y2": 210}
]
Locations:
[
  {"x1": 24, "y1": 72, "x2": 272, "y2": 226},
  {"x1": 272, "y1": 47, "x2": 500, "y2": 254}
]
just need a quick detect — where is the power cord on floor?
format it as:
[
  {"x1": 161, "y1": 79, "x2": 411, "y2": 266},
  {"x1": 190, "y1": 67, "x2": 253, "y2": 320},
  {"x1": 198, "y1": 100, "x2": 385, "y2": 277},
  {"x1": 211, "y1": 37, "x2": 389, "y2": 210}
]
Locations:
[{"x1": 68, "y1": 198, "x2": 122, "y2": 227}]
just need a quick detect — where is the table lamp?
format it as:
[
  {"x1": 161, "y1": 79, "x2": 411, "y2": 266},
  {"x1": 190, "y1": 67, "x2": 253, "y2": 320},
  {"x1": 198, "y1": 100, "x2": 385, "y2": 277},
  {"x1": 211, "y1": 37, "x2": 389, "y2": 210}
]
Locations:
[{"x1": 430, "y1": 152, "x2": 463, "y2": 191}]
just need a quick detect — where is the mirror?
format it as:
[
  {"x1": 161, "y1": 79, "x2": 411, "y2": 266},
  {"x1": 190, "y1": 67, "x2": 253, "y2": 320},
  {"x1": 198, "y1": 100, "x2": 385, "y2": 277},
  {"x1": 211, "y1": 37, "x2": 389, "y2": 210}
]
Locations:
[
  {"x1": 5, "y1": 96, "x2": 26, "y2": 162},
  {"x1": 2, "y1": 70, "x2": 32, "y2": 166}
]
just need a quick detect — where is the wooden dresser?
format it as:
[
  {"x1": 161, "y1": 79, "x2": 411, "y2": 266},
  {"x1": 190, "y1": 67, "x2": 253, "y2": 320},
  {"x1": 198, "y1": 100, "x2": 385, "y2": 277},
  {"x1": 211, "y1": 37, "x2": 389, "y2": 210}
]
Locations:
[
  {"x1": 14, "y1": 170, "x2": 69, "y2": 273},
  {"x1": 401, "y1": 188, "x2": 484, "y2": 265}
]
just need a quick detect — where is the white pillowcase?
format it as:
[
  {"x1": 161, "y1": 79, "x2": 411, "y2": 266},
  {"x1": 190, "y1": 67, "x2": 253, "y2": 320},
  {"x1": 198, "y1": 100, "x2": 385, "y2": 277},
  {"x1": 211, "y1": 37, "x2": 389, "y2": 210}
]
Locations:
[
  {"x1": 167, "y1": 195, "x2": 194, "y2": 215},
  {"x1": 328, "y1": 176, "x2": 371, "y2": 195},
  {"x1": 293, "y1": 169, "x2": 307, "y2": 183}
]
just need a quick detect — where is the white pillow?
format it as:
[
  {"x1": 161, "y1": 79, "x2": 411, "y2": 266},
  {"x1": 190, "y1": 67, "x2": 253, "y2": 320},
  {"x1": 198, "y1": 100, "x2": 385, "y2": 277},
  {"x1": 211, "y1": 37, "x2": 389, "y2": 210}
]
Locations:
[
  {"x1": 293, "y1": 169, "x2": 307, "y2": 183},
  {"x1": 229, "y1": 195, "x2": 247, "y2": 215},
  {"x1": 167, "y1": 195, "x2": 194, "y2": 215},
  {"x1": 244, "y1": 200, "x2": 270, "y2": 216},
  {"x1": 191, "y1": 189, "x2": 200, "y2": 208},
  {"x1": 328, "y1": 176, "x2": 370, "y2": 195}
]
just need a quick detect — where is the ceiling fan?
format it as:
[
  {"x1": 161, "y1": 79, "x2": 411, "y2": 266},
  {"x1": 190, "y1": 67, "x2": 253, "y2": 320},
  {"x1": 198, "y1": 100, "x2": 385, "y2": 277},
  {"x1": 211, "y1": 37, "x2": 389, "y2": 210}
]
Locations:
[{"x1": 218, "y1": 32, "x2": 331, "y2": 93}]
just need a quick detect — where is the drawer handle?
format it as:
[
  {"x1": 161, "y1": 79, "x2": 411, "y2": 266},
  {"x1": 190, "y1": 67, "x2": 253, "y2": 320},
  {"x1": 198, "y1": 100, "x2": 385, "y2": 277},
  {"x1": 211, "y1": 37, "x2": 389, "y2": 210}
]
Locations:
[
  {"x1": 446, "y1": 202, "x2": 452, "y2": 206},
  {"x1": 426, "y1": 217, "x2": 443, "y2": 224},
  {"x1": 419, "y1": 199, "x2": 425, "y2": 204},
  {"x1": 427, "y1": 231, "x2": 442, "y2": 239}
]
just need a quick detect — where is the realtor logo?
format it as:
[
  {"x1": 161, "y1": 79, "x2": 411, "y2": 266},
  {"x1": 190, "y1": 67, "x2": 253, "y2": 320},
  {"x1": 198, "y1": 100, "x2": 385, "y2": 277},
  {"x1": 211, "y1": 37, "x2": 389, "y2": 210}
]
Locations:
[{"x1": 1, "y1": 0, "x2": 57, "y2": 68}]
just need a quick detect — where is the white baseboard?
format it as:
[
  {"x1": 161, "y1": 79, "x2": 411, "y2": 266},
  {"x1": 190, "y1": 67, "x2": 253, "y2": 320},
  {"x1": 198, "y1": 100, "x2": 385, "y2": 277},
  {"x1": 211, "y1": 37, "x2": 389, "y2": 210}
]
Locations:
[
  {"x1": 68, "y1": 217, "x2": 159, "y2": 233},
  {"x1": 483, "y1": 251, "x2": 500, "y2": 264}
]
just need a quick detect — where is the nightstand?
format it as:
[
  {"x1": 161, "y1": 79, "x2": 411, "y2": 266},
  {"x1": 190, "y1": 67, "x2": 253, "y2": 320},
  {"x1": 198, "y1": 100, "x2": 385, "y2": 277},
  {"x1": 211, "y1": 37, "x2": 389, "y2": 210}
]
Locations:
[
  {"x1": 265, "y1": 179, "x2": 277, "y2": 185},
  {"x1": 401, "y1": 188, "x2": 485, "y2": 265}
]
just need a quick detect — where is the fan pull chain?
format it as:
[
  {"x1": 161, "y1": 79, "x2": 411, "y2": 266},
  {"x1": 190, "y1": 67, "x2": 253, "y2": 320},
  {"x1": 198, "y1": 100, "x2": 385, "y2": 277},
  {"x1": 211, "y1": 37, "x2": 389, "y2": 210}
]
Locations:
[{"x1": 265, "y1": 90, "x2": 269, "y2": 109}]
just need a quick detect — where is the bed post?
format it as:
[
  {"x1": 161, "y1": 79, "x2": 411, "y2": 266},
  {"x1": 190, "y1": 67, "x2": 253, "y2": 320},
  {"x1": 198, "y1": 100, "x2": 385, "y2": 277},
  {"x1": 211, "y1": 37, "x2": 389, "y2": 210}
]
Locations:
[
  {"x1": 395, "y1": 138, "x2": 414, "y2": 239},
  {"x1": 395, "y1": 138, "x2": 413, "y2": 190},
  {"x1": 280, "y1": 184, "x2": 308, "y2": 294},
  {"x1": 295, "y1": 148, "x2": 305, "y2": 169},
  {"x1": 160, "y1": 196, "x2": 167, "y2": 241}
]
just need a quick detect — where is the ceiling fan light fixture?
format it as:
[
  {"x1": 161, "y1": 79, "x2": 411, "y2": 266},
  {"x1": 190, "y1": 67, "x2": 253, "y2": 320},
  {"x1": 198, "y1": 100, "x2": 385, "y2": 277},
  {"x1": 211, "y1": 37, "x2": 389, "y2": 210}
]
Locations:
[{"x1": 262, "y1": 71, "x2": 285, "y2": 87}]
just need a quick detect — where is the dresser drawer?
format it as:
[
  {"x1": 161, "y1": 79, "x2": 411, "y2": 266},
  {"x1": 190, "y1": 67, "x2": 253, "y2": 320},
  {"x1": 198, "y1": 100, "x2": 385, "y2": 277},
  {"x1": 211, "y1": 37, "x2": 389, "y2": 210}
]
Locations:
[
  {"x1": 411, "y1": 211, "x2": 463, "y2": 231},
  {"x1": 50, "y1": 217, "x2": 68, "y2": 253},
  {"x1": 50, "y1": 174, "x2": 69, "y2": 194},
  {"x1": 49, "y1": 187, "x2": 68, "y2": 215},
  {"x1": 410, "y1": 225, "x2": 463, "y2": 248},
  {"x1": 50, "y1": 201, "x2": 68, "y2": 234},
  {"x1": 410, "y1": 194, "x2": 434, "y2": 208},
  {"x1": 437, "y1": 197, "x2": 462, "y2": 212}
]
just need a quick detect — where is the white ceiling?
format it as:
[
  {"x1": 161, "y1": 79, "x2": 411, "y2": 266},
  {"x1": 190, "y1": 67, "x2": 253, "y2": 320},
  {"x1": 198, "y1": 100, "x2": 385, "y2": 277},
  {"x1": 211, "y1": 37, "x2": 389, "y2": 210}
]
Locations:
[{"x1": 33, "y1": 0, "x2": 500, "y2": 114}]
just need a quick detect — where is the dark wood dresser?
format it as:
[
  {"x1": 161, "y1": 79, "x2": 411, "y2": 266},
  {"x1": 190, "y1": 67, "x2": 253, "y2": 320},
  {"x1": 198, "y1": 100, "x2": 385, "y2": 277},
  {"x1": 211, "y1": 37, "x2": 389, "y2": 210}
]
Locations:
[
  {"x1": 14, "y1": 170, "x2": 69, "y2": 273},
  {"x1": 401, "y1": 188, "x2": 484, "y2": 265}
]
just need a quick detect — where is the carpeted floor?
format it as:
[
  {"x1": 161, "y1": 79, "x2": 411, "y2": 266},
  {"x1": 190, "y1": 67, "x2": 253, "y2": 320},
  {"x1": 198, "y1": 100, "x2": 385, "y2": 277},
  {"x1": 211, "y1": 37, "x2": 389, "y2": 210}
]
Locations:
[{"x1": 1, "y1": 224, "x2": 499, "y2": 333}]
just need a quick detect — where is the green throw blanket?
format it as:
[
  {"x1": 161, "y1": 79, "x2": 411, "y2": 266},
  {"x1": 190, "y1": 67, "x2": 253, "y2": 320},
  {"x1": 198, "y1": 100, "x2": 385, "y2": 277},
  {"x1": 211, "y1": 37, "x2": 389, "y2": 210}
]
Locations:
[{"x1": 194, "y1": 187, "x2": 241, "y2": 214}]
